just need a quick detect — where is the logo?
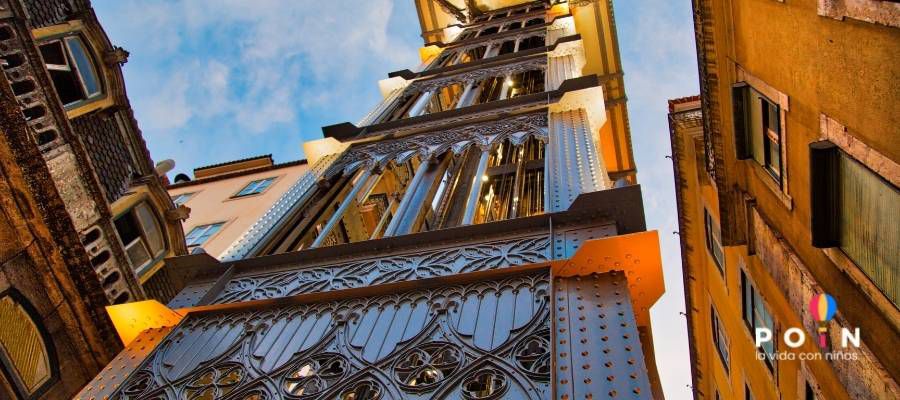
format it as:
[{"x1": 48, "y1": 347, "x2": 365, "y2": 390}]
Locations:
[
  {"x1": 809, "y1": 293, "x2": 837, "y2": 349},
  {"x1": 754, "y1": 292, "x2": 860, "y2": 363}
]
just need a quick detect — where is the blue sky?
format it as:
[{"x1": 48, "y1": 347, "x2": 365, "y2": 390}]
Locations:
[{"x1": 93, "y1": 1, "x2": 699, "y2": 397}]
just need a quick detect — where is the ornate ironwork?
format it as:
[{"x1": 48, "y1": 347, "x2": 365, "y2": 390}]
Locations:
[
  {"x1": 393, "y1": 342, "x2": 462, "y2": 392},
  {"x1": 281, "y1": 353, "x2": 349, "y2": 397},
  {"x1": 461, "y1": 369, "x2": 508, "y2": 399},
  {"x1": 214, "y1": 234, "x2": 549, "y2": 304},
  {"x1": 326, "y1": 113, "x2": 549, "y2": 179},
  {"x1": 183, "y1": 363, "x2": 245, "y2": 399},
  {"x1": 447, "y1": 31, "x2": 546, "y2": 54},
  {"x1": 513, "y1": 329, "x2": 551, "y2": 380},
  {"x1": 112, "y1": 273, "x2": 552, "y2": 399},
  {"x1": 219, "y1": 154, "x2": 339, "y2": 261},
  {"x1": 406, "y1": 57, "x2": 546, "y2": 94}
]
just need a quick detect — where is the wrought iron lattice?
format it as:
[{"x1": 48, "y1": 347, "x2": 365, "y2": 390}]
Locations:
[
  {"x1": 326, "y1": 113, "x2": 549, "y2": 179},
  {"x1": 214, "y1": 234, "x2": 550, "y2": 304},
  {"x1": 113, "y1": 273, "x2": 552, "y2": 399}
]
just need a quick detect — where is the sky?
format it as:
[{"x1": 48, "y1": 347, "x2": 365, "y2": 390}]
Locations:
[{"x1": 93, "y1": 0, "x2": 699, "y2": 398}]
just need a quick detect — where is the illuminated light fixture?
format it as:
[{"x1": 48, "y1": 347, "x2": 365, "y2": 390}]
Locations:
[
  {"x1": 506, "y1": 78, "x2": 515, "y2": 86},
  {"x1": 481, "y1": 175, "x2": 489, "y2": 182}
]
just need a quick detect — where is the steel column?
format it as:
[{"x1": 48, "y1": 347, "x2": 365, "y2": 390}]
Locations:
[
  {"x1": 310, "y1": 168, "x2": 373, "y2": 248},
  {"x1": 407, "y1": 90, "x2": 434, "y2": 117},
  {"x1": 461, "y1": 147, "x2": 491, "y2": 225},
  {"x1": 383, "y1": 159, "x2": 430, "y2": 236}
]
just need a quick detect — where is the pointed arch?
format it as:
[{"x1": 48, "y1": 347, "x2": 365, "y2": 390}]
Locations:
[{"x1": 0, "y1": 289, "x2": 56, "y2": 400}]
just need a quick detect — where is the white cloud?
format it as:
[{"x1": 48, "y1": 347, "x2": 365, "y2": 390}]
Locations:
[
  {"x1": 140, "y1": 71, "x2": 192, "y2": 131},
  {"x1": 95, "y1": 0, "x2": 420, "y2": 153}
]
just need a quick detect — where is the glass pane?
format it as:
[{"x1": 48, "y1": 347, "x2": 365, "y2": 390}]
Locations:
[
  {"x1": 187, "y1": 223, "x2": 223, "y2": 246},
  {"x1": 135, "y1": 202, "x2": 165, "y2": 256},
  {"x1": 742, "y1": 274, "x2": 753, "y2": 327},
  {"x1": 125, "y1": 239, "x2": 152, "y2": 269},
  {"x1": 749, "y1": 93, "x2": 765, "y2": 165},
  {"x1": 173, "y1": 193, "x2": 193, "y2": 206},
  {"x1": 65, "y1": 37, "x2": 101, "y2": 97},
  {"x1": 255, "y1": 178, "x2": 274, "y2": 192},
  {"x1": 186, "y1": 226, "x2": 206, "y2": 246}
]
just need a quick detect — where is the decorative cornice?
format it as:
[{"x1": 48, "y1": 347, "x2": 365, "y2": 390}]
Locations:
[
  {"x1": 406, "y1": 56, "x2": 547, "y2": 94},
  {"x1": 326, "y1": 112, "x2": 549, "y2": 178}
]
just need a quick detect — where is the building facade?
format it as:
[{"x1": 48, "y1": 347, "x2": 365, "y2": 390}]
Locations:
[
  {"x1": 79, "y1": 1, "x2": 668, "y2": 399},
  {"x1": 0, "y1": 0, "x2": 187, "y2": 398},
  {"x1": 167, "y1": 155, "x2": 309, "y2": 259},
  {"x1": 675, "y1": 1, "x2": 898, "y2": 399}
]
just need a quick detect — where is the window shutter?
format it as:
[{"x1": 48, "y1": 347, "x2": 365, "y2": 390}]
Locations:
[
  {"x1": 809, "y1": 141, "x2": 840, "y2": 247},
  {"x1": 732, "y1": 83, "x2": 752, "y2": 160}
]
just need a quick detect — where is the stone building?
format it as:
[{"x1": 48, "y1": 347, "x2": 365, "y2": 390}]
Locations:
[
  {"x1": 79, "y1": 1, "x2": 668, "y2": 399},
  {"x1": 167, "y1": 155, "x2": 309, "y2": 259},
  {"x1": 0, "y1": 0, "x2": 187, "y2": 398},
  {"x1": 674, "y1": 1, "x2": 898, "y2": 399}
]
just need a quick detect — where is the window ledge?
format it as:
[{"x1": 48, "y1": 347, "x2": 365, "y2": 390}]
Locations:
[
  {"x1": 747, "y1": 161, "x2": 793, "y2": 210},
  {"x1": 818, "y1": 0, "x2": 900, "y2": 28},
  {"x1": 822, "y1": 247, "x2": 900, "y2": 323}
]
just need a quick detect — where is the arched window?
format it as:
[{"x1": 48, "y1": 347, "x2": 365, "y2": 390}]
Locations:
[
  {"x1": 0, "y1": 291, "x2": 54, "y2": 399},
  {"x1": 38, "y1": 35, "x2": 103, "y2": 108}
]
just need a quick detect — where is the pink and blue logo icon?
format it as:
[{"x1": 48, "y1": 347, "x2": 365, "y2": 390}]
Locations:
[{"x1": 809, "y1": 293, "x2": 837, "y2": 348}]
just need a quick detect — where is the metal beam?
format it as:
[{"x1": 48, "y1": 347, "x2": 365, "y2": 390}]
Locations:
[
  {"x1": 310, "y1": 168, "x2": 374, "y2": 248},
  {"x1": 461, "y1": 147, "x2": 491, "y2": 225}
]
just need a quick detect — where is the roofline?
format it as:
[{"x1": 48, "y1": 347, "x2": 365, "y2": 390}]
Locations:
[
  {"x1": 667, "y1": 95, "x2": 701, "y2": 112},
  {"x1": 193, "y1": 154, "x2": 273, "y2": 173},
  {"x1": 167, "y1": 159, "x2": 308, "y2": 190}
]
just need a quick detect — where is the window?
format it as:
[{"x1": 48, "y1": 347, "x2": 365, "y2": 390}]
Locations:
[
  {"x1": 742, "y1": 270, "x2": 776, "y2": 371},
  {"x1": 495, "y1": 40, "x2": 516, "y2": 56},
  {"x1": 0, "y1": 292, "x2": 53, "y2": 399},
  {"x1": 172, "y1": 192, "x2": 194, "y2": 207},
  {"x1": 38, "y1": 36, "x2": 102, "y2": 107},
  {"x1": 733, "y1": 83, "x2": 783, "y2": 182},
  {"x1": 810, "y1": 142, "x2": 899, "y2": 306},
  {"x1": 114, "y1": 202, "x2": 166, "y2": 272},
  {"x1": 185, "y1": 222, "x2": 224, "y2": 247},
  {"x1": 234, "y1": 177, "x2": 275, "y2": 197},
  {"x1": 704, "y1": 208, "x2": 725, "y2": 274},
  {"x1": 474, "y1": 137, "x2": 545, "y2": 224},
  {"x1": 477, "y1": 26, "x2": 500, "y2": 37},
  {"x1": 504, "y1": 21, "x2": 523, "y2": 31},
  {"x1": 524, "y1": 17, "x2": 544, "y2": 27},
  {"x1": 457, "y1": 46, "x2": 486, "y2": 64},
  {"x1": 710, "y1": 305, "x2": 730, "y2": 373},
  {"x1": 425, "y1": 82, "x2": 465, "y2": 114},
  {"x1": 506, "y1": 69, "x2": 545, "y2": 99},
  {"x1": 517, "y1": 35, "x2": 546, "y2": 52}
]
